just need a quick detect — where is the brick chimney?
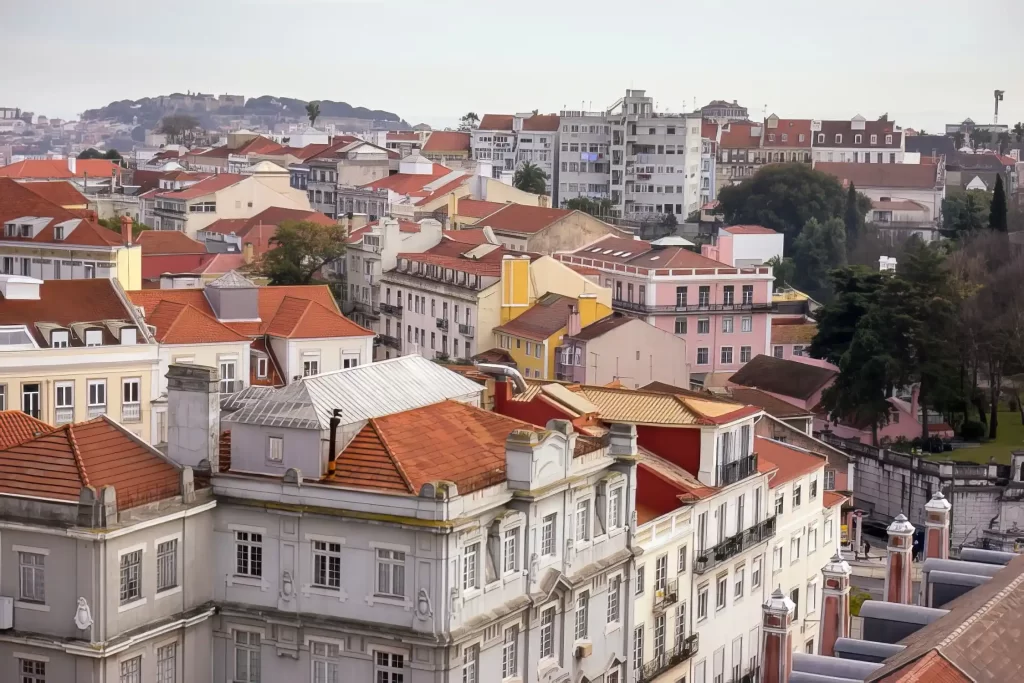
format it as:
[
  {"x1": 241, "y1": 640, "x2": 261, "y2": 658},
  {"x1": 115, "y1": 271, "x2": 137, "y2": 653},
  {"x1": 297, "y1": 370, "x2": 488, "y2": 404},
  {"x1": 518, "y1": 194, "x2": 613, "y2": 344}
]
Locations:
[
  {"x1": 884, "y1": 514, "x2": 915, "y2": 604},
  {"x1": 923, "y1": 492, "x2": 951, "y2": 560},
  {"x1": 761, "y1": 588, "x2": 796, "y2": 683},
  {"x1": 818, "y1": 554, "x2": 852, "y2": 657},
  {"x1": 120, "y1": 215, "x2": 133, "y2": 245}
]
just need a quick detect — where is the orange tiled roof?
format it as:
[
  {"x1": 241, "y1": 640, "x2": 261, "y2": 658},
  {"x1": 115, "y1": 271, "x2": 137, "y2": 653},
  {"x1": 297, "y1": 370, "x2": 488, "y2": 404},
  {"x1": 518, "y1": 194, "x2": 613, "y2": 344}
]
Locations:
[
  {"x1": 522, "y1": 114, "x2": 560, "y2": 131},
  {"x1": 823, "y1": 491, "x2": 847, "y2": 508},
  {"x1": 328, "y1": 400, "x2": 535, "y2": 495},
  {"x1": 722, "y1": 224, "x2": 777, "y2": 235},
  {"x1": 719, "y1": 122, "x2": 761, "y2": 149},
  {"x1": 0, "y1": 178, "x2": 122, "y2": 247},
  {"x1": 20, "y1": 180, "x2": 88, "y2": 207},
  {"x1": 442, "y1": 228, "x2": 493, "y2": 245},
  {"x1": 361, "y1": 165, "x2": 453, "y2": 195},
  {"x1": 0, "y1": 411, "x2": 53, "y2": 450},
  {"x1": 422, "y1": 131, "x2": 471, "y2": 153},
  {"x1": 0, "y1": 279, "x2": 138, "y2": 346},
  {"x1": 478, "y1": 114, "x2": 515, "y2": 131},
  {"x1": 0, "y1": 159, "x2": 123, "y2": 180},
  {"x1": 876, "y1": 651, "x2": 969, "y2": 682},
  {"x1": 755, "y1": 436, "x2": 824, "y2": 487},
  {"x1": 0, "y1": 417, "x2": 180, "y2": 509},
  {"x1": 264, "y1": 296, "x2": 372, "y2": 339},
  {"x1": 494, "y1": 293, "x2": 576, "y2": 341},
  {"x1": 450, "y1": 199, "x2": 507, "y2": 219},
  {"x1": 154, "y1": 173, "x2": 245, "y2": 200},
  {"x1": 146, "y1": 300, "x2": 251, "y2": 344},
  {"x1": 474, "y1": 203, "x2": 573, "y2": 235}
]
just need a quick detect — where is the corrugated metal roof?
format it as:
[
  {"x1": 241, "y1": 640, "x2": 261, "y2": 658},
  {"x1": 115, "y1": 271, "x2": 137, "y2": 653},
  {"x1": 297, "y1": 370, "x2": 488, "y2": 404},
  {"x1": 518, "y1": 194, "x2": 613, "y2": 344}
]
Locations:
[
  {"x1": 572, "y1": 386, "x2": 708, "y2": 425},
  {"x1": 223, "y1": 355, "x2": 484, "y2": 429}
]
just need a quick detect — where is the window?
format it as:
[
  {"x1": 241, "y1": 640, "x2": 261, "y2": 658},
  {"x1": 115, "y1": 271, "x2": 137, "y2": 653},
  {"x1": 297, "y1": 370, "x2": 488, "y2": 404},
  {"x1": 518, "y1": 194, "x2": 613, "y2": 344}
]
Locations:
[
  {"x1": 19, "y1": 551, "x2": 45, "y2": 603},
  {"x1": 721, "y1": 347, "x2": 733, "y2": 364},
  {"x1": 854, "y1": 134, "x2": 862, "y2": 144},
  {"x1": 575, "y1": 591, "x2": 590, "y2": 640},
  {"x1": 375, "y1": 652, "x2": 404, "y2": 683},
  {"x1": 157, "y1": 643, "x2": 177, "y2": 683},
  {"x1": 502, "y1": 626, "x2": 518, "y2": 679},
  {"x1": 122, "y1": 377, "x2": 139, "y2": 406},
  {"x1": 541, "y1": 514, "x2": 557, "y2": 556},
  {"x1": 55, "y1": 381, "x2": 73, "y2": 410},
  {"x1": 835, "y1": 134, "x2": 842, "y2": 144},
  {"x1": 722, "y1": 317, "x2": 733, "y2": 333},
  {"x1": 303, "y1": 359, "x2": 319, "y2": 376},
  {"x1": 256, "y1": 357, "x2": 268, "y2": 378},
  {"x1": 157, "y1": 539, "x2": 178, "y2": 592},
  {"x1": 809, "y1": 527, "x2": 818, "y2": 554},
  {"x1": 267, "y1": 436, "x2": 283, "y2": 463},
  {"x1": 607, "y1": 576, "x2": 621, "y2": 623},
  {"x1": 636, "y1": 565, "x2": 645, "y2": 595},
  {"x1": 752, "y1": 556, "x2": 762, "y2": 588},
  {"x1": 85, "y1": 328, "x2": 102, "y2": 346},
  {"x1": 775, "y1": 494, "x2": 784, "y2": 515},
  {"x1": 632, "y1": 626, "x2": 644, "y2": 673},
  {"x1": 120, "y1": 656, "x2": 141, "y2": 683},
  {"x1": 716, "y1": 574, "x2": 727, "y2": 610},
  {"x1": 791, "y1": 535, "x2": 802, "y2": 562},
  {"x1": 463, "y1": 543, "x2": 479, "y2": 590},
  {"x1": 609, "y1": 486, "x2": 623, "y2": 530},
  {"x1": 790, "y1": 588, "x2": 800, "y2": 619},
  {"x1": 678, "y1": 545, "x2": 688, "y2": 574},
  {"x1": 793, "y1": 485, "x2": 802, "y2": 508},
  {"x1": 540, "y1": 607, "x2": 556, "y2": 658},
  {"x1": 503, "y1": 528, "x2": 519, "y2": 573},
  {"x1": 825, "y1": 470, "x2": 836, "y2": 490},
  {"x1": 654, "y1": 614, "x2": 666, "y2": 656},
  {"x1": 773, "y1": 545, "x2": 784, "y2": 571},
  {"x1": 825, "y1": 518, "x2": 834, "y2": 543},
  {"x1": 699, "y1": 286, "x2": 710, "y2": 306},
  {"x1": 235, "y1": 531, "x2": 263, "y2": 577},
  {"x1": 885, "y1": 134, "x2": 893, "y2": 145},
  {"x1": 51, "y1": 330, "x2": 69, "y2": 348},
  {"x1": 696, "y1": 347, "x2": 709, "y2": 365},
  {"x1": 462, "y1": 643, "x2": 478, "y2": 683},
  {"x1": 374, "y1": 548, "x2": 406, "y2": 598},
  {"x1": 697, "y1": 318, "x2": 710, "y2": 335},
  {"x1": 234, "y1": 630, "x2": 261, "y2": 682},
  {"x1": 676, "y1": 285, "x2": 688, "y2": 307},
  {"x1": 674, "y1": 317, "x2": 687, "y2": 334},
  {"x1": 723, "y1": 286, "x2": 734, "y2": 306},
  {"x1": 20, "y1": 659, "x2": 46, "y2": 683},
  {"x1": 697, "y1": 584, "x2": 709, "y2": 620},
  {"x1": 88, "y1": 379, "x2": 106, "y2": 407},
  {"x1": 575, "y1": 499, "x2": 591, "y2": 542},
  {"x1": 312, "y1": 540, "x2": 342, "y2": 589},
  {"x1": 219, "y1": 360, "x2": 236, "y2": 392},
  {"x1": 773, "y1": 345, "x2": 784, "y2": 358},
  {"x1": 810, "y1": 478, "x2": 818, "y2": 499},
  {"x1": 740, "y1": 346, "x2": 751, "y2": 363},
  {"x1": 119, "y1": 549, "x2": 142, "y2": 605},
  {"x1": 741, "y1": 316, "x2": 752, "y2": 332},
  {"x1": 311, "y1": 641, "x2": 340, "y2": 683}
]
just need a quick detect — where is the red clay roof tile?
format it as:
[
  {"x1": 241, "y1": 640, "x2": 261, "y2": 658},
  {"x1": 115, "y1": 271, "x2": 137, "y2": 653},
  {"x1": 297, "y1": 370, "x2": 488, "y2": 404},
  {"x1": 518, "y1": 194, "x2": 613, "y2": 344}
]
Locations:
[
  {"x1": 422, "y1": 131, "x2": 471, "y2": 153},
  {"x1": 473, "y1": 203, "x2": 574, "y2": 235},
  {"x1": 20, "y1": 180, "x2": 89, "y2": 207},
  {"x1": 0, "y1": 411, "x2": 54, "y2": 450},
  {"x1": 0, "y1": 159, "x2": 123, "y2": 180},
  {"x1": 0, "y1": 178, "x2": 122, "y2": 247},
  {"x1": 136, "y1": 230, "x2": 206, "y2": 255}
]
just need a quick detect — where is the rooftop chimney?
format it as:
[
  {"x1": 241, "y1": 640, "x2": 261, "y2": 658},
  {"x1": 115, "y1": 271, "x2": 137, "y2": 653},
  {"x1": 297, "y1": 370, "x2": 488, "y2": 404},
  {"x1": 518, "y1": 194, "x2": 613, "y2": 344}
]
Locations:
[
  {"x1": 120, "y1": 216, "x2": 133, "y2": 245},
  {"x1": 167, "y1": 364, "x2": 221, "y2": 472},
  {"x1": 68, "y1": 155, "x2": 77, "y2": 176},
  {"x1": 242, "y1": 241, "x2": 254, "y2": 265}
]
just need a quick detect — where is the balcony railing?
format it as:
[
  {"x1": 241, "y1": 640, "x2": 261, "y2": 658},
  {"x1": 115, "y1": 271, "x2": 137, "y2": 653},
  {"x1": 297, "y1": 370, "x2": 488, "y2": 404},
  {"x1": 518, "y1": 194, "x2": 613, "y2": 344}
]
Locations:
[
  {"x1": 458, "y1": 323, "x2": 474, "y2": 336},
  {"x1": 730, "y1": 667, "x2": 760, "y2": 683},
  {"x1": 612, "y1": 299, "x2": 773, "y2": 315},
  {"x1": 379, "y1": 303, "x2": 402, "y2": 317},
  {"x1": 637, "y1": 634, "x2": 699, "y2": 683},
  {"x1": 377, "y1": 334, "x2": 402, "y2": 350},
  {"x1": 436, "y1": 317, "x2": 449, "y2": 332},
  {"x1": 55, "y1": 407, "x2": 74, "y2": 425},
  {"x1": 653, "y1": 578, "x2": 678, "y2": 611},
  {"x1": 87, "y1": 404, "x2": 106, "y2": 419},
  {"x1": 219, "y1": 380, "x2": 242, "y2": 395},
  {"x1": 718, "y1": 453, "x2": 758, "y2": 487},
  {"x1": 121, "y1": 403, "x2": 141, "y2": 423},
  {"x1": 694, "y1": 516, "x2": 777, "y2": 575},
  {"x1": 353, "y1": 301, "x2": 380, "y2": 319}
]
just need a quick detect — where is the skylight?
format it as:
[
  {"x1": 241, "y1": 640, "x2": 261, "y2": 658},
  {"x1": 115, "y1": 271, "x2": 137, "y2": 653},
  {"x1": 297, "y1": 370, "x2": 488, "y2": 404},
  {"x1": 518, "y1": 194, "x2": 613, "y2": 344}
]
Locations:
[
  {"x1": 621, "y1": 252, "x2": 633, "y2": 257},
  {"x1": 602, "y1": 249, "x2": 614, "y2": 254},
  {"x1": 649, "y1": 256, "x2": 660, "y2": 261}
]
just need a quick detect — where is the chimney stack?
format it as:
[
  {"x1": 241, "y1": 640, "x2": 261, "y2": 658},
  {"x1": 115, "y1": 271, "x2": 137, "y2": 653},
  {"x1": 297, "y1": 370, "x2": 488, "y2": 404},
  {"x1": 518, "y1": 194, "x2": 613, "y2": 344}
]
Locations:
[
  {"x1": 884, "y1": 514, "x2": 915, "y2": 604},
  {"x1": 761, "y1": 589, "x2": 796, "y2": 683},
  {"x1": 68, "y1": 155, "x2": 77, "y2": 176},
  {"x1": 923, "y1": 492, "x2": 951, "y2": 561},
  {"x1": 818, "y1": 554, "x2": 852, "y2": 657},
  {"x1": 120, "y1": 216, "x2": 133, "y2": 245},
  {"x1": 243, "y1": 241, "x2": 254, "y2": 265},
  {"x1": 167, "y1": 364, "x2": 221, "y2": 472}
]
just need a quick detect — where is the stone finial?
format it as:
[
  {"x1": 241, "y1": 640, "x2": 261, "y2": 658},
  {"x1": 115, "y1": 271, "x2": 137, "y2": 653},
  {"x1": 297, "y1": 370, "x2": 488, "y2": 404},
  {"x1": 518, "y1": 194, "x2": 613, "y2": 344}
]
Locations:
[
  {"x1": 925, "y1": 491, "x2": 951, "y2": 512},
  {"x1": 887, "y1": 513, "x2": 915, "y2": 535},
  {"x1": 823, "y1": 553, "x2": 852, "y2": 576}
]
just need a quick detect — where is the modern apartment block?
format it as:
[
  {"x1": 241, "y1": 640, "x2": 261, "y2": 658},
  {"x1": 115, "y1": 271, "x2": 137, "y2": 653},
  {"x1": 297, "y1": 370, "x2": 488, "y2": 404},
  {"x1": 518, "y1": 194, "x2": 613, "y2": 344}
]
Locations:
[
  {"x1": 470, "y1": 113, "x2": 560, "y2": 197},
  {"x1": 163, "y1": 355, "x2": 639, "y2": 683},
  {"x1": 557, "y1": 111, "x2": 613, "y2": 206}
]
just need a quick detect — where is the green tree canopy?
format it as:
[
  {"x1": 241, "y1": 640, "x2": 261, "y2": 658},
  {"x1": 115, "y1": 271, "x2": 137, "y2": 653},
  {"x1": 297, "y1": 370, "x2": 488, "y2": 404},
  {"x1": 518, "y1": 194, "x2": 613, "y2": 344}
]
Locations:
[
  {"x1": 305, "y1": 101, "x2": 321, "y2": 127},
  {"x1": 458, "y1": 112, "x2": 480, "y2": 132},
  {"x1": 942, "y1": 188, "x2": 991, "y2": 236},
  {"x1": 810, "y1": 266, "x2": 889, "y2": 365},
  {"x1": 563, "y1": 196, "x2": 613, "y2": 217},
  {"x1": 790, "y1": 217, "x2": 847, "y2": 302},
  {"x1": 261, "y1": 220, "x2": 348, "y2": 285},
  {"x1": 844, "y1": 182, "x2": 864, "y2": 254},
  {"x1": 717, "y1": 163, "x2": 871, "y2": 250},
  {"x1": 158, "y1": 114, "x2": 201, "y2": 144},
  {"x1": 990, "y1": 175, "x2": 1008, "y2": 232},
  {"x1": 512, "y1": 162, "x2": 548, "y2": 195}
]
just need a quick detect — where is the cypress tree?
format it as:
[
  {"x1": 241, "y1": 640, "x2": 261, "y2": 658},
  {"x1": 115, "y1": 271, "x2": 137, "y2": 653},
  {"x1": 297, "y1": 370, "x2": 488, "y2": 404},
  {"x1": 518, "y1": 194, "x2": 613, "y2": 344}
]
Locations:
[{"x1": 990, "y1": 175, "x2": 1008, "y2": 232}]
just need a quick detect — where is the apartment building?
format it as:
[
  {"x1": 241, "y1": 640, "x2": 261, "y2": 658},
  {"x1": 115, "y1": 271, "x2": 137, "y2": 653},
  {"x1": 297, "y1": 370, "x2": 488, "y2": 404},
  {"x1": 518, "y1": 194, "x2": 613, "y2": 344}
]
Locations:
[
  {"x1": 811, "y1": 116, "x2": 905, "y2": 164},
  {"x1": 166, "y1": 355, "x2": 639, "y2": 683},
  {"x1": 763, "y1": 116, "x2": 813, "y2": 164},
  {"x1": 717, "y1": 121, "x2": 764, "y2": 191},
  {"x1": 471, "y1": 113, "x2": 560, "y2": 196},
  {"x1": 0, "y1": 275, "x2": 161, "y2": 442},
  {"x1": 0, "y1": 178, "x2": 143, "y2": 290},
  {"x1": 298, "y1": 137, "x2": 394, "y2": 219},
  {"x1": 701, "y1": 123, "x2": 720, "y2": 205},
  {"x1": 558, "y1": 235, "x2": 775, "y2": 374},
  {"x1": 0, "y1": 411, "x2": 215, "y2": 683},
  {"x1": 421, "y1": 131, "x2": 473, "y2": 169},
  {"x1": 557, "y1": 110, "x2": 613, "y2": 206},
  {"x1": 144, "y1": 162, "x2": 311, "y2": 237}
]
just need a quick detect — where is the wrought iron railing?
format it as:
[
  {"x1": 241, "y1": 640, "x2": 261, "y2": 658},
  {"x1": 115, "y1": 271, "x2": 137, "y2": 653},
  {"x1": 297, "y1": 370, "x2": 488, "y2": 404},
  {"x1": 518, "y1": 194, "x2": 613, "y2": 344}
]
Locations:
[
  {"x1": 436, "y1": 317, "x2": 449, "y2": 332},
  {"x1": 55, "y1": 407, "x2": 74, "y2": 425},
  {"x1": 458, "y1": 323, "x2": 474, "y2": 336},
  {"x1": 377, "y1": 334, "x2": 402, "y2": 350},
  {"x1": 87, "y1": 404, "x2": 106, "y2": 419},
  {"x1": 717, "y1": 453, "x2": 758, "y2": 487},
  {"x1": 613, "y1": 299, "x2": 773, "y2": 315},
  {"x1": 694, "y1": 516, "x2": 776, "y2": 575},
  {"x1": 637, "y1": 634, "x2": 699, "y2": 683},
  {"x1": 379, "y1": 303, "x2": 402, "y2": 316}
]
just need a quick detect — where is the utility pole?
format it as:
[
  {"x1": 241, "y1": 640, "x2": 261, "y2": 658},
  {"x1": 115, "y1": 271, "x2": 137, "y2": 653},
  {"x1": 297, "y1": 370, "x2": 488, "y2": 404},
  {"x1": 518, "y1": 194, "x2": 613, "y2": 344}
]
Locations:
[{"x1": 994, "y1": 90, "x2": 1004, "y2": 124}]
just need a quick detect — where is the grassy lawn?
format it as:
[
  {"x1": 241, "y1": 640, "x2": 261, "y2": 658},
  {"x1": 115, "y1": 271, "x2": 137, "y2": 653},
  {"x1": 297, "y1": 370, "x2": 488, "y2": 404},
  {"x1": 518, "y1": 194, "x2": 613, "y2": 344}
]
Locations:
[{"x1": 925, "y1": 411, "x2": 1024, "y2": 464}]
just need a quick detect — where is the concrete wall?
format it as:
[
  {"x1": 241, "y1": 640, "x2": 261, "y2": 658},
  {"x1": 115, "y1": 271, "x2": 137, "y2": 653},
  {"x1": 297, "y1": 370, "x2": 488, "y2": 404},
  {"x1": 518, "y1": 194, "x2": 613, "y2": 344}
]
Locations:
[
  {"x1": 519, "y1": 212, "x2": 619, "y2": 255},
  {"x1": 564, "y1": 318, "x2": 689, "y2": 389}
]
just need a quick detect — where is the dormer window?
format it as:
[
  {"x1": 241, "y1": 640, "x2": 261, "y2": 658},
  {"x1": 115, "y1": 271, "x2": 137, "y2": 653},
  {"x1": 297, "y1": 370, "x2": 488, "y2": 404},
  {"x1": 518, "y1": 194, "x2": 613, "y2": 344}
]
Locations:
[
  {"x1": 816, "y1": 134, "x2": 824, "y2": 144},
  {"x1": 781, "y1": 134, "x2": 788, "y2": 143},
  {"x1": 51, "y1": 330, "x2": 69, "y2": 348},
  {"x1": 854, "y1": 134, "x2": 862, "y2": 144},
  {"x1": 870, "y1": 134, "x2": 878, "y2": 144},
  {"x1": 768, "y1": 134, "x2": 775, "y2": 142},
  {"x1": 885, "y1": 134, "x2": 893, "y2": 145},
  {"x1": 120, "y1": 327, "x2": 137, "y2": 345},
  {"x1": 834, "y1": 134, "x2": 842, "y2": 144},
  {"x1": 85, "y1": 329, "x2": 102, "y2": 347},
  {"x1": 54, "y1": 226, "x2": 64, "y2": 241}
]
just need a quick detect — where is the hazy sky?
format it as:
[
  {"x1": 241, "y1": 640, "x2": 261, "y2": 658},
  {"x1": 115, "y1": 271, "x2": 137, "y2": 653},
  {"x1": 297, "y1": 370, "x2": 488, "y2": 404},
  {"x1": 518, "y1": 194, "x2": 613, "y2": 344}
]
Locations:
[{"x1": 4, "y1": 0, "x2": 1022, "y2": 133}]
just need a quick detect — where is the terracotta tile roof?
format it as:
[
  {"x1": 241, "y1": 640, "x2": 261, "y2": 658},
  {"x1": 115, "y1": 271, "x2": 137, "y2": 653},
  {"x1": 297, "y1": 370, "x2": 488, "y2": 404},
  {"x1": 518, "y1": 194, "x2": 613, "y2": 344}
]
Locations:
[
  {"x1": 0, "y1": 417, "x2": 180, "y2": 509},
  {"x1": 154, "y1": 173, "x2": 245, "y2": 200},
  {"x1": 264, "y1": 296, "x2": 372, "y2": 339},
  {"x1": 141, "y1": 254, "x2": 208, "y2": 279},
  {"x1": 823, "y1": 491, "x2": 847, "y2": 508},
  {"x1": 868, "y1": 554, "x2": 1024, "y2": 683},
  {"x1": 0, "y1": 159, "x2": 123, "y2": 180},
  {"x1": 556, "y1": 384, "x2": 758, "y2": 427},
  {"x1": 522, "y1": 114, "x2": 560, "y2": 131},
  {"x1": 0, "y1": 178, "x2": 122, "y2": 247},
  {"x1": 0, "y1": 279, "x2": 138, "y2": 346},
  {"x1": 361, "y1": 165, "x2": 453, "y2": 194},
  {"x1": 771, "y1": 322, "x2": 817, "y2": 345},
  {"x1": 195, "y1": 136, "x2": 284, "y2": 159},
  {"x1": 763, "y1": 118, "x2": 813, "y2": 147},
  {"x1": 565, "y1": 312, "x2": 633, "y2": 341},
  {"x1": 199, "y1": 218, "x2": 247, "y2": 235},
  {"x1": 0, "y1": 411, "x2": 53, "y2": 450},
  {"x1": 568, "y1": 264, "x2": 600, "y2": 276},
  {"x1": 422, "y1": 131, "x2": 471, "y2": 153},
  {"x1": 726, "y1": 387, "x2": 813, "y2": 419},
  {"x1": 387, "y1": 132, "x2": 420, "y2": 141},
  {"x1": 20, "y1": 180, "x2": 88, "y2": 207},
  {"x1": 813, "y1": 119, "x2": 902, "y2": 148},
  {"x1": 722, "y1": 224, "x2": 777, "y2": 235},
  {"x1": 815, "y1": 162, "x2": 939, "y2": 190},
  {"x1": 702, "y1": 122, "x2": 719, "y2": 139},
  {"x1": 728, "y1": 354, "x2": 836, "y2": 401},
  {"x1": 474, "y1": 204, "x2": 574, "y2": 235},
  {"x1": 627, "y1": 245, "x2": 729, "y2": 269},
  {"x1": 136, "y1": 230, "x2": 206, "y2": 255},
  {"x1": 719, "y1": 122, "x2": 761, "y2": 149},
  {"x1": 494, "y1": 293, "x2": 576, "y2": 341},
  {"x1": 449, "y1": 199, "x2": 507, "y2": 219},
  {"x1": 399, "y1": 241, "x2": 533, "y2": 277},
  {"x1": 145, "y1": 300, "x2": 250, "y2": 344},
  {"x1": 411, "y1": 175, "x2": 470, "y2": 206},
  {"x1": 873, "y1": 199, "x2": 927, "y2": 212},
  {"x1": 755, "y1": 437, "x2": 823, "y2": 487},
  {"x1": 191, "y1": 252, "x2": 245, "y2": 275},
  {"x1": 442, "y1": 228, "x2": 493, "y2": 245},
  {"x1": 478, "y1": 114, "x2": 514, "y2": 131},
  {"x1": 328, "y1": 400, "x2": 535, "y2": 495}
]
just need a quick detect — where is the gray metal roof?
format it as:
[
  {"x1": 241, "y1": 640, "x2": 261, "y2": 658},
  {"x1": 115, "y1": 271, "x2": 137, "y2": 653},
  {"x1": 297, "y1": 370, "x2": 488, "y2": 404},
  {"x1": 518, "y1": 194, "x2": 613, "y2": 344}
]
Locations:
[
  {"x1": 207, "y1": 270, "x2": 256, "y2": 289},
  {"x1": 928, "y1": 570, "x2": 991, "y2": 588},
  {"x1": 957, "y1": 547, "x2": 1017, "y2": 566},
  {"x1": 833, "y1": 638, "x2": 905, "y2": 661},
  {"x1": 223, "y1": 355, "x2": 485, "y2": 430},
  {"x1": 790, "y1": 672, "x2": 862, "y2": 683},
  {"x1": 921, "y1": 557, "x2": 1004, "y2": 578},
  {"x1": 859, "y1": 601, "x2": 948, "y2": 625},
  {"x1": 792, "y1": 653, "x2": 881, "y2": 679}
]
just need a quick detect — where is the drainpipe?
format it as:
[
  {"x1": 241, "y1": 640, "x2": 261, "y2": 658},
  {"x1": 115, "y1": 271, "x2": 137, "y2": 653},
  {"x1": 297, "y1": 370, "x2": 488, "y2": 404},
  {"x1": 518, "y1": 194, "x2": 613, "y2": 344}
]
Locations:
[{"x1": 327, "y1": 409, "x2": 342, "y2": 475}]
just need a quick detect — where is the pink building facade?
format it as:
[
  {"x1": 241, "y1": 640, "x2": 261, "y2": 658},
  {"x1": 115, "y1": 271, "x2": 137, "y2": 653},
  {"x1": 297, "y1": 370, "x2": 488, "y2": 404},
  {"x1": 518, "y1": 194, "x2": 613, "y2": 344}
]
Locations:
[{"x1": 559, "y1": 236, "x2": 774, "y2": 373}]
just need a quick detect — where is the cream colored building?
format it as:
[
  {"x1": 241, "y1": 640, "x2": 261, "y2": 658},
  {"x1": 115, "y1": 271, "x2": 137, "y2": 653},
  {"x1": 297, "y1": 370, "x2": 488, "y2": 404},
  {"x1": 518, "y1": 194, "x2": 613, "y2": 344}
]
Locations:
[
  {"x1": 145, "y1": 161, "x2": 311, "y2": 237},
  {"x1": 0, "y1": 275, "x2": 160, "y2": 443}
]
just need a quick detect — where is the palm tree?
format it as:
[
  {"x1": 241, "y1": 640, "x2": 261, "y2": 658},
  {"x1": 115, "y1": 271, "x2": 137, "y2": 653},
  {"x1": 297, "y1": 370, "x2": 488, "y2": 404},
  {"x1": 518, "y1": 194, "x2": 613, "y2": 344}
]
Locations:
[
  {"x1": 306, "y1": 101, "x2": 321, "y2": 128},
  {"x1": 513, "y1": 162, "x2": 548, "y2": 195},
  {"x1": 459, "y1": 112, "x2": 479, "y2": 132}
]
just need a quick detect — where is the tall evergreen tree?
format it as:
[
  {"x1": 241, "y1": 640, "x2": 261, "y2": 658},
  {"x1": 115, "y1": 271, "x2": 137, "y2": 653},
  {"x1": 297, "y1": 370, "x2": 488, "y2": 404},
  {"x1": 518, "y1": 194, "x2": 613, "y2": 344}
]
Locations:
[
  {"x1": 844, "y1": 182, "x2": 861, "y2": 249},
  {"x1": 990, "y1": 175, "x2": 1008, "y2": 232}
]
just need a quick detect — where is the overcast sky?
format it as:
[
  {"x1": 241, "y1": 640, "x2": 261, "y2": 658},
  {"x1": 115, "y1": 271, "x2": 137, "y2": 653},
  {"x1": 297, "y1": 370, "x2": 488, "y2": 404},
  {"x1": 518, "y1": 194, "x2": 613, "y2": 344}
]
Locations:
[{"x1": 3, "y1": 0, "x2": 1022, "y2": 133}]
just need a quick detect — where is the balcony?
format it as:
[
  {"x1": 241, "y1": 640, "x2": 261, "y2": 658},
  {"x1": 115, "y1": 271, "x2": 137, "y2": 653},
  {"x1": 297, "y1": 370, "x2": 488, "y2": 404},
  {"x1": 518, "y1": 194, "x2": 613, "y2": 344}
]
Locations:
[
  {"x1": 637, "y1": 634, "x2": 699, "y2": 683},
  {"x1": 718, "y1": 453, "x2": 758, "y2": 487},
  {"x1": 377, "y1": 334, "x2": 401, "y2": 350},
  {"x1": 612, "y1": 299, "x2": 774, "y2": 315},
  {"x1": 219, "y1": 379, "x2": 243, "y2": 395},
  {"x1": 653, "y1": 578, "x2": 678, "y2": 612},
  {"x1": 87, "y1": 404, "x2": 106, "y2": 419},
  {"x1": 55, "y1": 407, "x2": 74, "y2": 425},
  {"x1": 436, "y1": 317, "x2": 449, "y2": 332},
  {"x1": 121, "y1": 403, "x2": 141, "y2": 423},
  {"x1": 353, "y1": 301, "x2": 380, "y2": 319},
  {"x1": 729, "y1": 667, "x2": 760, "y2": 683},
  {"x1": 379, "y1": 303, "x2": 402, "y2": 317},
  {"x1": 458, "y1": 323, "x2": 474, "y2": 336},
  {"x1": 694, "y1": 515, "x2": 777, "y2": 575}
]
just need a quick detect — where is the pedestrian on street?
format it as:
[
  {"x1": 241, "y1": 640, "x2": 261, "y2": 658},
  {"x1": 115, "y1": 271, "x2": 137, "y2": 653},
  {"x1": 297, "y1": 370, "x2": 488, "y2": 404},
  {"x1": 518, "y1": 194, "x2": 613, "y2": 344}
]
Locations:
[{"x1": 863, "y1": 538, "x2": 871, "y2": 559}]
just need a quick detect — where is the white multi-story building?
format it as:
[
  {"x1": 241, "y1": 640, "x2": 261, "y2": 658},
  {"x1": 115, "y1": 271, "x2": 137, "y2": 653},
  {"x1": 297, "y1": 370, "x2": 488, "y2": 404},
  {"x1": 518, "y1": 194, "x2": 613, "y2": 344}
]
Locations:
[
  {"x1": 557, "y1": 111, "x2": 613, "y2": 206},
  {"x1": 471, "y1": 113, "x2": 560, "y2": 197}
]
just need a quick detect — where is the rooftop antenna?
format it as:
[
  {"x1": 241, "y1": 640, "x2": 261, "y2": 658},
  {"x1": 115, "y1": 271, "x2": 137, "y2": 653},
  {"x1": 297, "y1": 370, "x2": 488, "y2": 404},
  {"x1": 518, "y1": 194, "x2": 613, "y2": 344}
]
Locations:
[{"x1": 994, "y1": 90, "x2": 1004, "y2": 124}]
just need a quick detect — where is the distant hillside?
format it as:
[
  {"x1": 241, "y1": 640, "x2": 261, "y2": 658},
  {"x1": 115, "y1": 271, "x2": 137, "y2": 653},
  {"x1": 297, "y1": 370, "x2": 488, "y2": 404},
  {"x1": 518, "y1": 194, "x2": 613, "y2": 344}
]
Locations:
[{"x1": 82, "y1": 94, "x2": 406, "y2": 130}]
